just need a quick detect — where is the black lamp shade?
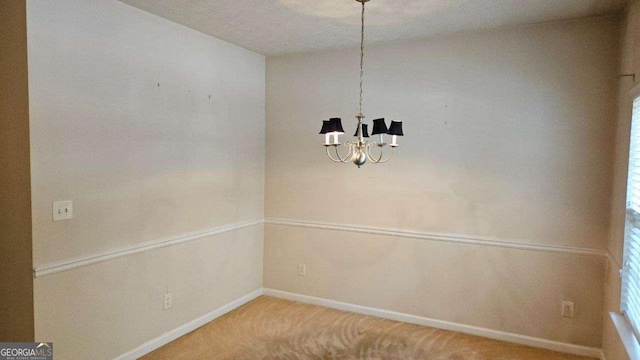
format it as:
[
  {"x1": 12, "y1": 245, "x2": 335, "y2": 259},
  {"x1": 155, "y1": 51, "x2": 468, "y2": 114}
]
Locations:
[
  {"x1": 353, "y1": 124, "x2": 369, "y2": 137},
  {"x1": 371, "y1": 118, "x2": 388, "y2": 135},
  {"x1": 319, "y1": 120, "x2": 331, "y2": 134},
  {"x1": 329, "y1": 118, "x2": 345, "y2": 134},
  {"x1": 387, "y1": 121, "x2": 404, "y2": 136}
]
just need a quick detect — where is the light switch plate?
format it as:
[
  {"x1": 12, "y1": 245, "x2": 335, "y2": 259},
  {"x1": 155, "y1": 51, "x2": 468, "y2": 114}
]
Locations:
[{"x1": 53, "y1": 201, "x2": 73, "y2": 221}]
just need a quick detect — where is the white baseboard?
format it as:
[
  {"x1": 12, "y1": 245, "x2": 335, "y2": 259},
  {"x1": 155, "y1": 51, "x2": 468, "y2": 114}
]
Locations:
[
  {"x1": 263, "y1": 288, "x2": 603, "y2": 359},
  {"x1": 114, "y1": 287, "x2": 602, "y2": 359},
  {"x1": 115, "y1": 288, "x2": 263, "y2": 360}
]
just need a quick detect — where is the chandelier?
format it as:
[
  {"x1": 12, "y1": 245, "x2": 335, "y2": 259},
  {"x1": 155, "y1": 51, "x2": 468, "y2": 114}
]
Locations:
[{"x1": 319, "y1": 0, "x2": 404, "y2": 168}]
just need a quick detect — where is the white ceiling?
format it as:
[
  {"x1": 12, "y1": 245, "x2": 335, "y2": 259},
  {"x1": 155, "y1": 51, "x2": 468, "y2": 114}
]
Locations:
[{"x1": 118, "y1": 0, "x2": 627, "y2": 55}]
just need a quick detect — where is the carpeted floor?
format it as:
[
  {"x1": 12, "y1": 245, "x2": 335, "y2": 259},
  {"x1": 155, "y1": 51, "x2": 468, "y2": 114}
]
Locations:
[{"x1": 142, "y1": 296, "x2": 594, "y2": 360}]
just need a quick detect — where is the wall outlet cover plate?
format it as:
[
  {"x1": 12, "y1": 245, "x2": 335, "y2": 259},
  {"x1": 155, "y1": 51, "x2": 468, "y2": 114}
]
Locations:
[{"x1": 53, "y1": 201, "x2": 73, "y2": 221}]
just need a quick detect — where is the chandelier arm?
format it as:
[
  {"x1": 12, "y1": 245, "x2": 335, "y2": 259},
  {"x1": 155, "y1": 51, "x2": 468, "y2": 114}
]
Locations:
[
  {"x1": 326, "y1": 146, "x2": 346, "y2": 163},
  {"x1": 326, "y1": 143, "x2": 353, "y2": 163},
  {"x1": 375, "y1": 147, "x2": 395, "y2": 164},
  {"x1": 366, "y1": 143, "x2": 395, "y2": 164},
  {"x1": 364, "y1": 142, "x2": 382, "y2": 163},
  {"x1": 327, "y1": 146, "x2": 342, "y2": 163},
  {"x1": 333, "y1": 147, "x2": 348, "y2": 162},
  {"x1": 335, "y1": 143, "x2": 355, "y2": 162},
  {"x1": 364, "y1": 145, "x2": 373, "y2": 161},
  {"x1": 365, "y1": 143, "x2": 383, "y2": 163}
]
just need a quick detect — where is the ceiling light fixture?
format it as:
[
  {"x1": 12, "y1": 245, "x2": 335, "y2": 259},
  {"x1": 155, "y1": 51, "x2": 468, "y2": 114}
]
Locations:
[{"x1": 319, "y1": 0, "x2": 404, "y2": 168}]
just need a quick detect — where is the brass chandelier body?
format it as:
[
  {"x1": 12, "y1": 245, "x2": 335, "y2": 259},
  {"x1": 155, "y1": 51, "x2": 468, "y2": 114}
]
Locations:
[{"x1": 320, "y1": 0, "x2": 404, "y2": 168}]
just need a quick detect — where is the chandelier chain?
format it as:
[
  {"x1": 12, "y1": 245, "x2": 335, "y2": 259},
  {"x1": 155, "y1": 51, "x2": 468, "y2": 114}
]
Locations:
[{"x1": 359, "y1": 0, "x2": 365, "y2": 116}]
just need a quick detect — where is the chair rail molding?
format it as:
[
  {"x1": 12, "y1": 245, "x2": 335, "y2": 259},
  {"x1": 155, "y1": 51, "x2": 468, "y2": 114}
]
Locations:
[
  {"x1": 265, "y1": 218, "x2": 608, "y2": 258},
  {"x1": 33, "y1": 219, "x2": 263, "y2": 278},
  {"x1": 34, "y1": 217, "x2": 608, "y2": 279}
]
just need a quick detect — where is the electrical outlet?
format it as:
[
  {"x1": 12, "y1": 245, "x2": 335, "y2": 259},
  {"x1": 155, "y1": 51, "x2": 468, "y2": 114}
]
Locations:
[
  {"x1": 53, "y1": 201, "x2": 73, "y2": 221},
  {"x1": 561, "y1": 301, "x2": 574, "y2": 318},
  {"x1": 164, "y1": 293, "x2": 173, "y2": 310},
  {"x1": 298, "y1": 263, "x2": 306, "y2": 276}
]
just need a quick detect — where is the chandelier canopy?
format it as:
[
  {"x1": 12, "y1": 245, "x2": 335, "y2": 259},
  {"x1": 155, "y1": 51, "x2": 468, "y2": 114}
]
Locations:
[{"x1": 320, "y1": 0, "x2": 404, "y2": 168}]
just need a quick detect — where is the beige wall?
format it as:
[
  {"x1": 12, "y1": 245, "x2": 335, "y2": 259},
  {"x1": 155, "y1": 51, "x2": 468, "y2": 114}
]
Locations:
[
  {"x1": 265, "y1": 17, "x2": 619, "y2": 348},
  {"x1": 27, "y1": 0, "x2": 265, "y2": 358},
  {"x1": 20, "y1": 0, "x2": 625, "y2": 355},
  {"x1": 603, "y1": 1, "x2": 640, "y2": 359},
  {"x1": 0, "y1": 0, "x2": 34, "y2": 342}
]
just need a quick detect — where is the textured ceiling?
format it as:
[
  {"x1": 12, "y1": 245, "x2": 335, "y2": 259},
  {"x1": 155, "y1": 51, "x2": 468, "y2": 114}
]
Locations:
[{"x1": 118, "y1": 0, "x2": 627, "y2": 55}]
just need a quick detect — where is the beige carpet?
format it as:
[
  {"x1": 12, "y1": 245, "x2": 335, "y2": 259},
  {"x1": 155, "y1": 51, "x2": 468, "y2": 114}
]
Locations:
[{"x1": 142, "y1": 296, "x2": 594, "y2": 360}]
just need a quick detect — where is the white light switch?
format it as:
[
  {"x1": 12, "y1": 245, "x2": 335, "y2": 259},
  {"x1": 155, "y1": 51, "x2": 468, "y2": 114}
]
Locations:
[{"x1": 53, "y1": 201, "x2": 73, "y2": 221}]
